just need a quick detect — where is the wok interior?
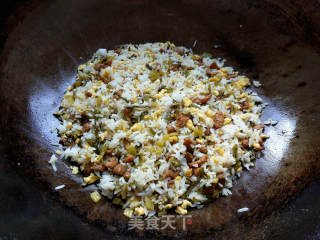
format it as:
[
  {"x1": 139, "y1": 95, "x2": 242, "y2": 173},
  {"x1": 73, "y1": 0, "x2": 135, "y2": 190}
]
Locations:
[{"x1": 1, "y1": 0, "x2": 320, "y2": 238}]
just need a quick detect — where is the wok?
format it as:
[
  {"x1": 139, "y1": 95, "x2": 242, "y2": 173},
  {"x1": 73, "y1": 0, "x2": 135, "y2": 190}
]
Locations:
[{"x1": 0, "y1": 0, "x2": 320, "y2": 239}]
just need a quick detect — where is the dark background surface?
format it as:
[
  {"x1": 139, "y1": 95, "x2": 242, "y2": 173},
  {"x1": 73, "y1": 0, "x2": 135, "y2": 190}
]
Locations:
[
  {"x1": 2, "y1": 147, "x2": 320, "y2": 240},
  {"x1": 0, "y1": 0, "x2": 320, "y2": 239}
]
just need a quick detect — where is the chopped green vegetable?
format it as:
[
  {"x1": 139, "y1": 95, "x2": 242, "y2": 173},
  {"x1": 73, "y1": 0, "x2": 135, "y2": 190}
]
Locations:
[
  {"x1": 126, "y1": 144, "x2": 138, "y2": 155},
  {"x1": 232, "y1": 144, "x2": 238, "y2": 159},
  {"x1": 148, "y1": 128, "x2": 156, "y2": 136},
  {"x1": 183, "y1": 69, "x2": 190, "y2": 77},
  {"x1": 212, "y1": 189, "x2": 220, "y2": 198},
  {"x1": 202, "y1": 52, "x2": 212, "y2": 58},
  {"x1": 169, "y1": 157, "x2": 180, "y2": 167},
  {"x1": 112, "y1": 198, "x2": 123, "y2": 205},
  {"x1": 99, "y1": 143, "x2": 109, "y2": 155},
  {"x1": 149, "y1": 70, "x2": 161, "y2": 82},
  {"x1": 121, "y1": 184, "x2": 128, "y2": 199},
  {"x1": 193, "y1": 126, "x2": 204, "y2": 138},
  {"x1": 145, "y1": 196, "x2": 154, "y2": 210},
  {"x1": 156, "y1": 141, "x2": 165, "y2": 147}
]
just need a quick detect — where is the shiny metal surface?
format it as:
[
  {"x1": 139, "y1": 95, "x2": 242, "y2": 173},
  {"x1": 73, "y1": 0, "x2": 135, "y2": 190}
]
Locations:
[{"x1": 0, "y1": 0, "x2": 320, "y2": 239}]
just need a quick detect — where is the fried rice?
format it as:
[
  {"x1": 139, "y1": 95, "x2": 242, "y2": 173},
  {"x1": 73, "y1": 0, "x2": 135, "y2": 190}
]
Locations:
[{"x1": 53, "y1": 42, "x2": 268, "y2": 217}]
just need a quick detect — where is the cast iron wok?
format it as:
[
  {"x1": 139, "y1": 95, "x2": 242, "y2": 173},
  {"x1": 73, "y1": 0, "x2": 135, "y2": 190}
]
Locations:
[{"x1": 0, "y1": 0, "x2": 320, "y2": 239}]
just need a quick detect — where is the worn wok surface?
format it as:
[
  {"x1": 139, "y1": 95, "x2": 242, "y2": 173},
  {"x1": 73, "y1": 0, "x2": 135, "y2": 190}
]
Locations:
[{"x1": 0, "y1": 0, "x2": 320, "y2": 239}]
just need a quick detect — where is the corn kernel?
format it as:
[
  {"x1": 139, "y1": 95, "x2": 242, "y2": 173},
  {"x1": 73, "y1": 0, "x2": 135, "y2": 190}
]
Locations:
[
  {"x1": 196, "y1": 138, "x2": 204, "y2": 144},
  {"x1": 234, "y1": 77, "x2": 249, "y2": 90},
  {"x1": 169, "y1": 135, "x2": 178, "y2": 144},
  {"x1": 224, "y1": 118, "x2": 232, "y2": 125},
  {"x1": 238, "y1": 93, "x2": 247, "y2": 99},
  {"x1": 102, "y1": 69, "x2": 109, "y2": 78},
  {"x1": 197, "y1": 112, "x2": 206, "y2": 121},
  {"x1": 217, "y1": 147, "x2": 224, "y2": 156},
  {"x1": 205, "y1": 108, "x2": 214, "y2": 117},
  {"x1": 163, "y1": 134, "x2": 169, "y2": 142},
  {"x1": 164, "y1": 204, "x2": 173, "y2": 210},
  {"x1": 55, "y1": 150, "x2": 62, "y2": 155},
  {"x1": 144, "y1": 115, "x2": 151, "y2": 120},
  {"x1": 120, "y1": 125, "x2": 127, "y2": 132},
  {"x1": 195, "y1": 83, "x2": 202, "y2": 89},
  {"x1": 155, "y1": 146, "x2": 163, "y2": 155},
  {"x1": 220, "y1": 68, "x2": 229, "y2": 73},
  {"x1": 154, "y1": 92, "x2": 165, "y2": 100},
  {"x1": 261, "y1": 134, "x2": 269, "y2": 139},
  {"x1": 96, "y1": 96, "x2": 102, "y2": 107},
  {"x1": 181, "y1": 200, "x2": 192, "y2": 209},
  {"x1": 176, "y1": 206, "x2": 188, "y2": 215},
  {"x1": 175, "y1": 176, "x2": 182, "y2": 182},
  {"x1": 240, "y1": 114, "x2": 247, "y2": 120},
  {"x1": 124, "y1": 208, "x2": 134, "y2": 218},
  {"x1": 152, "y1": 109, "x2": 162, "y2": 120},
  {"x1": 186, "y1": 119, "x2": 194, "y2": 130},
  {"x1": 213, "y1": 90, "x2": 219, "y2": 96},
  {"x1": 253, "y1": 143, "x2": 262, "y2": 150},
  {"x1": 131, "y1": 123, "x2": 142, "y2": 132},
  {"x1": 90, "y1": 191, "x2": 102, "y2": 203},
  {"x1": 182, "y1": 97, "x2": 193, "y2": 107},
  {"x1": 90, "y1": 86, "x2": 97, "y2": 92},
  {"x1": 135, "y1": 206, "x2": 145, "y2": 216},
  {"x1": 156, "y1": 141, "x2": 165, "y2": 147},
  {"x1": 187, "y1": 107, "x2": 199, "y2": 115},
  {"x1": 143, "y1": 87, "x2": 152, "y2": 94},
  {"x1": 93, "y1": 155, "x2": 102, "y2": 163},
  {"x1": 132, "y1": 96, "x2": 138, "y2": 103},
  {"x1": 212, "y1": 177, "x2": 218, "y2": 184},
  {"x1": 83, "y1": 173, "x2": 100, "y2": 184},
  {"x1": 78, "y1": 64, "x2": 85, "y2": 71},
  {"x1": 71, "y1": 166, "x2": 79, "y2": 175},
  {"x1": 186, "y1": 169, "x2": 192, "y2": 177},
  {"x1": 99, "y1": 131, "x2": 108, "y2": 141},
  {"x1": 209, "y1": 76, "x2": 220, "y2": 82}
]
